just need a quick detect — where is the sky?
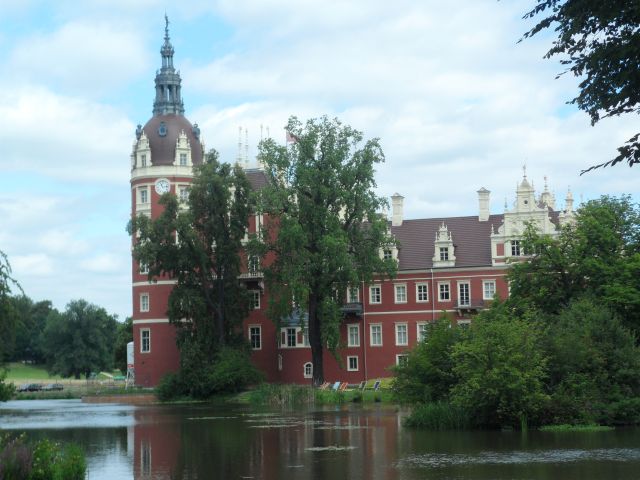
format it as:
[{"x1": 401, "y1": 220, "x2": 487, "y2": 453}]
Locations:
[{"x1": 0, "y1": 0, "x2": 637, "y2": 321}]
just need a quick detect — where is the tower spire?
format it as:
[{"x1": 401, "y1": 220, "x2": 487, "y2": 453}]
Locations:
[{"x1": 153, "y1": 15, "x2": 185, "y2": 116}]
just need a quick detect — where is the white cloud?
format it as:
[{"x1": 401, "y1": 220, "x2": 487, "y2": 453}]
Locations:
[{"x1": 11, "y1": 254, "x2": 54, "y2": 276}]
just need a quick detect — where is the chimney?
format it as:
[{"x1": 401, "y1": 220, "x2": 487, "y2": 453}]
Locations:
[
  {"x1": 477, "y1": 187, "x2": 490, "y2": 221},
  {"x1": 391, "y1": 193, "x2": 404, "y2": 227}
]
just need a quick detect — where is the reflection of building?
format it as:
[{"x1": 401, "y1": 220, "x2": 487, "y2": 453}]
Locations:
[{"x1": 131, "y1": 22, "x2": 575, "y2": 387}]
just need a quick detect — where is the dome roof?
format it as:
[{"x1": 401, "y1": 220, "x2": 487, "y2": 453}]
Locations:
[{"x1": 142, "y1": 114, "x2": 203, "y2": 166}]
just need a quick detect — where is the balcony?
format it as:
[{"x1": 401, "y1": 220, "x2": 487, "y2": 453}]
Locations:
[
  {"x1": 454, "y1": 299, "x2": 489, "y2": 316},
  {"x1": 341, "y1": 302, "x2": 363, "y2": 317}
]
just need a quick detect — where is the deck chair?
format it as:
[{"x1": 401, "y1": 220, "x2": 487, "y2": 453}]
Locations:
[
  {"x1": 331, "y1": 381, "x2": 341, "y2": 391},
  {"x1": 358, "y1": 380, "x2": 366, "y2": 390},
  {"x1": 339, "y1": 382, "x2": 348, "y2": 391},
  {"x1": 372, "y1": 380, "x2": 381, "y2": 391},
  {"x1": 319, "y1": 382, "x2": 330, "y2": 390}
]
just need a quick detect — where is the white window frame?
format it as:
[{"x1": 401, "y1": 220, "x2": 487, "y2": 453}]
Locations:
[
  {"x1": 439, "y1": 246, "x2": 449, "y2": 261},
  {"x1": 483, "y1": 280, "x2": 496, "y2": 300},
  {"x1": 383, "y1": 249, "x2": 393, "y2": 260},
  {"x1": 438, "y1": 282, "x2": 450, "y2": 302},
  {"x1": 369, "y1": 285, "x2": 382, "y2": 304},
  {"x1": 139, "y1": 262, "x2": 149, "y2": 275},
  {"x1": 511, "y1": 240, "x2": 522, "y2": 256},
  {"x1": 394, "y1": 284, "x2": 407, "y2": 304},
  {"x1": 347, "y1": 324, "x2": 360, "y2": 347},
  {"x1": 396, "y1": 354, "x2": 409, "y2": 366},
  {"x1": 249, "y1": 325, "x2": 261, "y2": 350},
  {"x1": 140, "y1": 154, "x2": 147, "y2": 168},
  {"x1": 251, "y1": 290, "x2": 260, "y2": 310},
  {"x1": 303, "y1": 362, "x2": 313, "y2": 378},
  {"x1": 140, "y1": 293, "x2": 149, "y2": 312},
  {"x1": 179, "y1": 153, "x2": 187, "y2": 166},
  {"x1": 286, "y1": 327, "x2": 296, "y2": 347},
  {"x1": 139, "y1": 187, "x2": 148, "y2": 204},
  {"x1": 178, "y1": 186, "x2": 189, "y2": 203},
  {"x1": 347, "y1": 356, "x2": 359, "y2": 371},
  {"x1": 395, "y1": 323, "x2": 408, "y2": 346},
  {"x1": 370, "y1": 323, "x2": 382, "y2": 346},
  {"x1": 458, "y1": 281, "x2": 470, "y2": 306},
  {"x1": 347, "y1": 286, "x2": 359, "y2": 303},
  {"x1": 417, "y1": 322, "x2": 428, "y2": 342},
  {"x1": 140, "y1": 328, "x2": 150, "y2": 353},
  {"x1": 416, "y1": 283, "x2": 429, "y2": 302}
]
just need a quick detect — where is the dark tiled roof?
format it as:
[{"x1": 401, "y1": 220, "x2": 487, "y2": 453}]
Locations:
[
  {"x1": 391, "y1": 214, "x2": 505, "y2": 270},
  {"x1": 245, "y1": 169, "x2": 269, "y2": 190}
]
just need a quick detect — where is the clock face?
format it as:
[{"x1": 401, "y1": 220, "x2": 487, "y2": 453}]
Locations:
[{"x1": 155, "y1": 178, "x2": 170, "y2": 195}]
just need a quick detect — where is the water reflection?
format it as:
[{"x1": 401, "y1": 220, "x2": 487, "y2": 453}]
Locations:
[{"x1": 1, "y1": 400, "x2": 640, "y2": 480}]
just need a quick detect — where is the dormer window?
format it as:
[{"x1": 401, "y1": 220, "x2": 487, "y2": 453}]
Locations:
[
  {"x1": 383, "y1": 249, "x2": 393, "y2": 260},
  {"x1": 180, "y1": 153, "x2": 187, "y2": 166},
  {"x1": 433, "y1": 223, "x2": 456, "y2": 267},
  {"x1": 511, "y1": 240, "x2": 522, "y2": 256},
  {"x1": 141, "y1": 154, "x2": 147, "y2": 167}
]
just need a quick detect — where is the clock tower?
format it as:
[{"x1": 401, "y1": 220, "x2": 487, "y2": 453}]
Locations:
[{"x1": 130, "y1": 17, "x2": 205, "y2": 387}]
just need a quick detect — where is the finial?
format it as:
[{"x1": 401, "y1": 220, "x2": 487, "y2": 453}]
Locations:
[
  {"x1": 164, "y1": 14, "x2": 170, "y2": 41},
  {"x1": 522, "y1": 163, "x2": 527, "y2": 179},
  {"x1": 544, "y1": 175, "x2": 548, "y2": 191}
]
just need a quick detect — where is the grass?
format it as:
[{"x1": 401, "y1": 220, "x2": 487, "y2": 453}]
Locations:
[
  {"x1": 539, "y1": 424, "x2": 615, "y2": 432},
  {"x1": 404, "y1": 402, "x2": 473, "y2": 430},
  {"x1": 4, "y1": 363, "x2": 64, "y2": 381},
  {"x1": 238, "y1": 382, "x2": 394, "y2": 407}
]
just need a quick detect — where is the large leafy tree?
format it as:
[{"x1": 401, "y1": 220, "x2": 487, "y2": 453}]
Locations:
[
  {"x1": 41, "y1": 299, "x2": 118, "y2": 379},
  {"x1": 11, "y1": 296, "x2": 53, "y2": 363},
  {"x1": 0, "y1": 250, "x2": 20, "y2": 400},
  {"x1": 522, "y1": 1, "x2": 640, "y2": 172},
  {"x1": 129, "y1": 150, "x2": 253, "y2": 360},
  {"x1": 256, "y1": 116, "x2": 396, "y2": 385},
  {"x1": 509, "y1": 195, "x2": 640, "y2": 334}
]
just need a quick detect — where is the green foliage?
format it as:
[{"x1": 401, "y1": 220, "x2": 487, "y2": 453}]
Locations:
[
  {"x1": 510, "y1": 196, "x2": 640, "y2": 334},
  {"x1": 450, "y1": 304, "x2": 549, "y2": 429},
  {"x1": 129, "y1": 150, "x2": 252, "y2": 364},
  {"x1": 522, "y1": 0, "x2": 640, "y2": 171},
  {"x1": 404, "y1": 402, "x2": 472, "y2": 430},
  {"x1": 255, "y1": 115, "x2": 396, "y2": 385},
  {"x1": 113, "y1": 317, "x2": 133, "y2": 373},
  {"x1": 544, "y1": 299, "x2": 640, "y2": 425},
  {"x1": 246, "y1": 384, "x2": 315, "y2": 406},
  {"x1": 0, "y1": 369, "x2": 15, "y2": 401},
  {"x1": 0, "y1": 250, "x2": 22, "y2": 363},
  {"x1": 11, "y1": 297, "x2": 53, "y2": 364},
  {"x1": 392, "y1": 316, "x2": 461, "y2": 403},
  {"x1": 539, "y1": 424, "x2": 614, "y2": 432},
  {"x1": 0, "y1": 434, "x2": 85, "y2": 480},
  {"x1": 41, "y1": 299, "x2": 118, "y2": 379},
  {"x1": 156, "y1": 347, "x2": 263, "y2": 401}
]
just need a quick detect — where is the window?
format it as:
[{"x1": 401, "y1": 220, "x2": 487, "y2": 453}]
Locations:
[
  {"x1": 139, "y1": 187, "x2": 148, "y2": 204},
  {"x1": 304, "y1": 362, "x2": 313, "y2": 378},
  {"x1": 249, "y1": 326, "x2": 261, "y2": 350},
  {"x1": 458, "y1": 282, "x2": 470, "y2": 306},
  {"x1": 251, "y1": 290, "x2": 260, "y2": 309},
  {"x1": 139, "y1": 262, "x2": 148, "y2": 275},
  {"x1": 483, "y1": 280, "x2": 496, "y2": 300},
  {"x1": 348, "y1": 324, "x2": 360, "y2": 347},
  {"x1": 439, "y1": 247, "x2": 449, "y2": 261},
  {"x1": 394, "y1": 284, "x2": 407, "y2": 303},
  {"x1": 248, "y1": 255, "x2": 260, "y2": 274},
  {"x1": 395, "y1": 323, "x2": 408, "y2": 346},
  {"x1": 141, "y1": 154, "x2": 147, "y2": 167},
  {"x1": 369, "y1": 285, "x2": 381, "y2": 304},
  {"x1": 396, "y1": 354, "x2": 409, "y2": 366},
  {"x1": 370, "y1": 324, "x2": 382, "y2": 346},
  {"x1": 347, "y1": 356, "x2": 359, "y2": 371},
  {"x1": 140, "y1": 293, "x2": 149, "y2": 312},
  {"x1": 383, "y1": 249, "x2": 393, "y2": 260},
  {"x1": 179, "y1": 187, "x2": 189, "y2": 203},
  {"x1": 416, "y1": 283, "x2": 428, "y2": 302},
  {"x1": 179, "y1": 153, "x2": 187, "y2": 166},
  {"x1": 438, "y1": 283, "x2": 450, "y2": 301},
  {"x1": 347, "y1": 287, "x2": 359, "y2": 303},
  {"x1": 286, "y1": 328, "x2": 296, "y2": 347},
  {"x1": 417, "y1": 323, "x2": 428, "y2": 342},
  {"x1": 511, "y1": 240, "x2": 522, "y2": 256},
  {"x1": 303, "y1": 328, "x2": 310, "y2": 346},
  {"x1": 140, "y1": 329, "x2": 150, "y2": 353}
]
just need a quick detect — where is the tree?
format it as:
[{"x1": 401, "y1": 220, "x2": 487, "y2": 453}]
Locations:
[
  {"x1": 393, "y1": 316, "x2": 461, "y2": 404},
  {"x1": 130, "y1": 150, "x2": 253, "y2": 356},
  {"x1": 256, "y1": 116, "x2": 396, "y2": 385},
  {"x1": 450, "y1": 303, "x2": 549, "y2": 429},
  {"x1": 509, "y1": 195, "x2": 640, "y2": 334},
  {"x1": 11, "y1": 296, "x2": 53, "y2": 363},
  {"x1": 522, "y1": 0, "x2": 640, "y2": 172},
  {"x1": 0, "y1": 251, "x2": 21, "y2": 363},
  {"x1": 41, "y1": 299, "x2": 118, "y2": 379},
  {"x1": 113, "y1": 317, "x2": 133, "y2": 373}
]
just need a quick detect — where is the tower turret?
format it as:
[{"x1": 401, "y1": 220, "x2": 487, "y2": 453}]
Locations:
[{"x1": 153, "y1": 15, "x2": 185, "y2": 116}]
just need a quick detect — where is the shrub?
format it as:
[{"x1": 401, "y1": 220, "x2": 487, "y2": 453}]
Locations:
[
  {"x1": 404, "y1": 402, "x2": 472, "y2": 430},
  {"x1": 155, "y1": 372, "x2": 185, "y2": 402}
]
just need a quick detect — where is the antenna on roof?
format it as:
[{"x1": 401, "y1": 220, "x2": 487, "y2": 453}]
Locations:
[{"x1": 245, "y1": 127, "x2": 249, "y2": 167}]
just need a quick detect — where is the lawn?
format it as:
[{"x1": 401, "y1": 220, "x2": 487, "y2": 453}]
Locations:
[{"x1": 4, "y1": 363, "x2": 64, "y2": 381}]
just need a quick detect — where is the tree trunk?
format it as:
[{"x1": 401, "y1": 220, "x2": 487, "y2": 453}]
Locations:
[{"x1": 308, "y1": 292, "x2": 324, "y2": 386}]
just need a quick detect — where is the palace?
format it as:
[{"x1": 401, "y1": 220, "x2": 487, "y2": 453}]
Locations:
[{"x1": 130, "y1": 23, "x2": 575, "y2": 387}]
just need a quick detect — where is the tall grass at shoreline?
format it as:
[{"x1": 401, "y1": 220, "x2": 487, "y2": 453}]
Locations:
[
  {"x1": 242, "y1": 384, "x2": 392, "y2": 406},
  {"x1": 404, "y1": 402, "x2": 473, "y2": 430}
]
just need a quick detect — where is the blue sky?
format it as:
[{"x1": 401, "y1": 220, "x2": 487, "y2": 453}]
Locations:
[{"x1": 0, "y1": 0, "x2": 637, "y2": 321}]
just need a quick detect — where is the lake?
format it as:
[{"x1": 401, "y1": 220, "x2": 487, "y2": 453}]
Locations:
[{"x1": 1, "y1": 399, "x2": 640, "y2": 479}]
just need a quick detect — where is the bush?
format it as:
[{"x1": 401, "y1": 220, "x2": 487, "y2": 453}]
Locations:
[
  {"x1": 155, "y1": 372, "x2": 185, "y2": 402},
  {"x1": 0, "y1": 434, "x2": 85, "y2": 480},
  {"x1": 404, "y1": 402, "x2": 472, "y2": 430}
]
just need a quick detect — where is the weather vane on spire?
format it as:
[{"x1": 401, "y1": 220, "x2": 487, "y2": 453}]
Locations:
[{"x1": 164, "y1": 14, "x2": 170, "y2": 40}]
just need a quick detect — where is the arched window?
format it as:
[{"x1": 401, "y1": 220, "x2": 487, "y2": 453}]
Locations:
[{"x1": 303, "y1": 362, "x2": 313, "y2": 379}]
